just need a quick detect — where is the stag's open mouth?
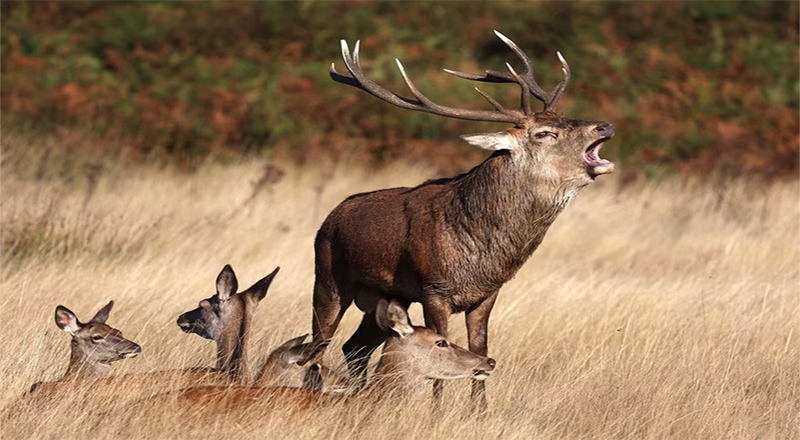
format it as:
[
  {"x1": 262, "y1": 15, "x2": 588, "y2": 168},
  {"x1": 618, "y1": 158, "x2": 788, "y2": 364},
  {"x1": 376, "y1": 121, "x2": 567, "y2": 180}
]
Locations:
[{"x1": 584, "y1": 138, "x2": 614, "y2": 176}]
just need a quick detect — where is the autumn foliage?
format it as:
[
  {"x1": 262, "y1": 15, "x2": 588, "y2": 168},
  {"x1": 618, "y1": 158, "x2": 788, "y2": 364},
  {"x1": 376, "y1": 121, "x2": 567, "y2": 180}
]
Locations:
[{"x1": 2, "y1": 1, "x2": 798, "y2": 179}]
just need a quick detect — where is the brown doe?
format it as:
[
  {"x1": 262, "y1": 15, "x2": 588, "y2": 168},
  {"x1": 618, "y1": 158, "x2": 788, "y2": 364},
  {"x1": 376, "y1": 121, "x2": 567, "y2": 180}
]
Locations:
[
  {"x1": 160, "y1": 299, "x2": 494, "y2": 415},
  {"x1": 176, "y1": 264, "x2": 344, "y2": 391},
  {"x1": 306, "y1": 31, "x2": 616, "y2": 410},
  {"x1": 176, "y1": 265, "x2": 279, "y2": 384},
  {"x1": 29, "y1": 301, "x2": 141, "y2": 393},
  {"x1": 255, "y1": 334, "x2": 348, "y2": 393}
]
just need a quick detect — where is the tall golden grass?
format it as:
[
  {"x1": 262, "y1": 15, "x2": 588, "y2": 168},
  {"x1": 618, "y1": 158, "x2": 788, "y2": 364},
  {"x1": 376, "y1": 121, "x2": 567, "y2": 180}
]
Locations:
[{"x1": 1, "y1": 142, "x2": 797, "y2": 439}]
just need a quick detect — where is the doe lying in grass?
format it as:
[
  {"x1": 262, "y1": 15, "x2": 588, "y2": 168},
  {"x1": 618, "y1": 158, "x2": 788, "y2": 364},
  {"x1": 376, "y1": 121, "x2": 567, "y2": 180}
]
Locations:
[{"x1": 159, "y1": 299, "x2": 496, "y2": 415}]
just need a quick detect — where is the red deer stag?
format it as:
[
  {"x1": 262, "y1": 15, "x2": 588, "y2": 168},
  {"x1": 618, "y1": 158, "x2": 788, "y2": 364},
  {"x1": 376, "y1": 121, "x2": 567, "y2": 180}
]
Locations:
[{"x1": 305, "y1": 30, "x2": 616, "y2": 410}]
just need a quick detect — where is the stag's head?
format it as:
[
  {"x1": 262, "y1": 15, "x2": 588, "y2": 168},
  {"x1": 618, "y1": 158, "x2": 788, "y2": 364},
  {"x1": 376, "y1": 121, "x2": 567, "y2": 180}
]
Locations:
[{"x1": 331, "y1": 31, "x2": 614, "y2": 188}]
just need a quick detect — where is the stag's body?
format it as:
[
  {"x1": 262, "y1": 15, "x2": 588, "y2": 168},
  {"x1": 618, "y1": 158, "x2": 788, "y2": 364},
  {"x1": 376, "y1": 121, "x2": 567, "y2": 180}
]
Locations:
[
  {"x1": 318, "y1": 141, "x2": 576, "y2": 311},
  {"x1": 309, "y1": 31, "x2": 616, "y2": 409}
]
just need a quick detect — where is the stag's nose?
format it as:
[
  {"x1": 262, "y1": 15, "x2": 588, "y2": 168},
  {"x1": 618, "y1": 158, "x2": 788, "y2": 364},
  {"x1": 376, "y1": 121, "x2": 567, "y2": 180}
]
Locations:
[
  {"x1": 487, "y1": 358, "x2": 497, "y2": 370},
  {"x1": 594, "y1": 122, "x2": 615, "y2": 137}
]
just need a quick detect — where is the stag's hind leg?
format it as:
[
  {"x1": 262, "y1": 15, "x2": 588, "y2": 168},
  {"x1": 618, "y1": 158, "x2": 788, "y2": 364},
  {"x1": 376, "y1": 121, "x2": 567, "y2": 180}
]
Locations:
[{"x1": 310, "y1": 279, "x2": 352, "y2": 362}]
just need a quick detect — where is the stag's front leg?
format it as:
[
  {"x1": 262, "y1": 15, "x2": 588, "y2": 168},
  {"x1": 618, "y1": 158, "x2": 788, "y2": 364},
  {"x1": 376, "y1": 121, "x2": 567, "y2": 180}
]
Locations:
[
  {"x1": 465, "y1": 291, "x2": 498, "y2": 415},
  {"x1": 422, "y1": 296, "x2": 451, "y2": 410}
]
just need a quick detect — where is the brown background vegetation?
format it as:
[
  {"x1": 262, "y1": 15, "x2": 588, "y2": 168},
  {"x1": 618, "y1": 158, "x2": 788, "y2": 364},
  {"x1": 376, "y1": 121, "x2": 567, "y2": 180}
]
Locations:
[{"x1": 2, "y1": 1, "x2": 798, "y2": 179}]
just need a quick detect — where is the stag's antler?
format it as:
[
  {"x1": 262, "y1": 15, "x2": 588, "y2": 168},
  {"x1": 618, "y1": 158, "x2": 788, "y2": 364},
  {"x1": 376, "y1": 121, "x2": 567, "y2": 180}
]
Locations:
[
  {"x1": 330, "y1": 40, "x2": 526, "y2": 125},
  {"x1": 444, "y1": 30, "x2": 571, "y2": 113},
  {"x1": 330, "y1": 31, "x2": 571, "y2": 124}
]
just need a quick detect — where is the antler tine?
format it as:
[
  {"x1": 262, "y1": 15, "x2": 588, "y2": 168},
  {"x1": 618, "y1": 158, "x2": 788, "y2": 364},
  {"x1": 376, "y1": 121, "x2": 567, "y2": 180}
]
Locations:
[
  {"x1": 493, "y1": 31, "x2": 551, "y2": 106},
  {"x1": 545, "y1": 51, "x2": 571, "y2": 111},
  {"x1": 330, "y1": 39, "x2": 523, "y2": 124},
  {"x1": 395, "y1": 59, "x2": 436, "y2": 107},
  {"x1": 505, "y1": 62, "x2": 532, "y2": 116},
  {"x1": 331, "y1": 40, "x2": 419, "y2": 108},
  {"x1": 474, "y1": 87, "x2": 509, "y2": 113},
  {"x1": 443, "y1": 31, "x2": 571, "y2": 113},
  {"x1": 443, "y1": 68, "x2": 508, "y2": 83}
]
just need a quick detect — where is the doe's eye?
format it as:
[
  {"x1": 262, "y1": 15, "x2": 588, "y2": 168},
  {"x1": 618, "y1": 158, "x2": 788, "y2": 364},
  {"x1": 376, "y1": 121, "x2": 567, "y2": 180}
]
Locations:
[
  {"x1": 435, "y1": 340, "x2": 448, "y2": 348},
  {"x1": 91, "y1": 335, "x2": 105, "y2": 342}
]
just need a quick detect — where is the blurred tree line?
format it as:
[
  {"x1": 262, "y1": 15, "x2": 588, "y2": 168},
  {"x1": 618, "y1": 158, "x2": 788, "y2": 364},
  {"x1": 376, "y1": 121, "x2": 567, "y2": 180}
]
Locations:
[{"x1": 2, "y1": 1, "x2": 798, "y2": 179}]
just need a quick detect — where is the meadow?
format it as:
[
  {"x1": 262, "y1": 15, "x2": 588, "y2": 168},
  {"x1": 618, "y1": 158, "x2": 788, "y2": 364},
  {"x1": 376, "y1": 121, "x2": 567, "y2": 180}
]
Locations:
[{"x1": 1, "y1": 135, "x2": 797, "y2": 439}]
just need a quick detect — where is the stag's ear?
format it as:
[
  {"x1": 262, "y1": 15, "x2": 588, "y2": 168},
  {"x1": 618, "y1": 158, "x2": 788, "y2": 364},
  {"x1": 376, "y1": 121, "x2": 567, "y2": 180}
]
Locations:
[
  {"x1": 376, "y1": 299, "x2": 414, "y2": 338},
  {"x1": 89, "y1": 300, "x2": 114, "y2": 324},
  {"x1": 245, "y1": 266, "x2": 280, "y2": 302},
  {"x1": 460, "y1": 132, "x2": 518, "y2": 151},
  {"x1": 55, "y1": 306, "x2": 81, "y2": 335},
  {"x1": 216, "y1": 265, "x2": 238, "y2": 302}
]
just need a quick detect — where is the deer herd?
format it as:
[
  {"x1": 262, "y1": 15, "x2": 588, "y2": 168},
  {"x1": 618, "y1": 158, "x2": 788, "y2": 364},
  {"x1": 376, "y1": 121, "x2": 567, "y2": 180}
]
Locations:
[{"x1": 15, "y1": 30, "x2": 614, "y2": 419}]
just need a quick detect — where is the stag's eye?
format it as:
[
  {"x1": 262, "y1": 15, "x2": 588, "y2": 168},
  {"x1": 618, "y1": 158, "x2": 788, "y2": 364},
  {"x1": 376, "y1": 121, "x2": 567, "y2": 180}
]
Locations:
[
  {"x1": 435, "y1": 340, "x2": 448, "y2": 348},
  {"x1": 91, "y1": 335, "x2": 105, "y2": 342},
  {"x1": 535, "y1": 131, "x2": 558, "y2": 140}
]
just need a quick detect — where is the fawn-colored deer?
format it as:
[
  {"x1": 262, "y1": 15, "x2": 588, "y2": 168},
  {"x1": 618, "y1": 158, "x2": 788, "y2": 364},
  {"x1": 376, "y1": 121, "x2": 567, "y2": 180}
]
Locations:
[
  {"x1": 176, "y1": 265, "x2": 280, "y2": 384},
  {"x1": 29, "y1": 301, "x2": 141, "y2": 394},
  {"x1": 255, "y1": 334, "x2": 348, "y2": 393},
  {"x1": 154, "y1": 299, "x2": 494, "y2": 415},
  {"x1": 177, "y1": 264, "x2": 346, "y2": 390}
]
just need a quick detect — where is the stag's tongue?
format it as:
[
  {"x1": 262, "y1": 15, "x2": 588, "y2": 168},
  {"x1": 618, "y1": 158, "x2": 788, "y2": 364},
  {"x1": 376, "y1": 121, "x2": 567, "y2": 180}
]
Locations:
[{"x1": 585, "y1": 140, "x2": 614, "y2": 175}]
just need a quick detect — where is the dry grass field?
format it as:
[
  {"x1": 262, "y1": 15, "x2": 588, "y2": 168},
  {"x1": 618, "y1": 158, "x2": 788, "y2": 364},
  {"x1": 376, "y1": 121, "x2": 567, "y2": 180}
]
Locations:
[{"x1": 1, "y1": 139, "x2": 798, "y2": 439}]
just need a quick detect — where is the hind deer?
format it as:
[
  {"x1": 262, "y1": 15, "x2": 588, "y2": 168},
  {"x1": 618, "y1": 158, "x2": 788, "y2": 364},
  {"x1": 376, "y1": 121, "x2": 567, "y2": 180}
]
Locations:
[
  {"x1": 305, "y1": 31, "x2": 616, "y2": 411},
  {"x1": 176, "y1": 264, "x2": 278, "y2": 384},
  {"x1": 152, "y1": 299, "x2": 494, "y2": 415},
  {"x1": 26, "y1": 301, "x2": 141, "y2": 395},
  {"x1": 255, "y1": 334, "x2": 348, "y2": 393},
  {"x1": 18, "y1": 267, "x2": 342, "y2": 412},
  {"x1": 177, "y1": 264, "x2": 346, "y2": 390}
]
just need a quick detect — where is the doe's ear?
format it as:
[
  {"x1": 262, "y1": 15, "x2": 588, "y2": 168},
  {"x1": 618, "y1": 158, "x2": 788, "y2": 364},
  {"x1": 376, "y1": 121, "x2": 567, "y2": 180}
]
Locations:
[
  {"x1": 216, "y1": 265, "x2": 238, "y2": 301},
  {"x1": 272, "y1": 333, "x2": 309, "y2": 356},
  {"x1": 89, "y1": 300, "x2": 114, "y2": 324},
  {"x1": 461, "y1": 132, "x2": 518, "y2": 151},
  {"x1": 55, "y1": 306, "x2": 81, "y2": 335},
  {"x1": 245, "y1": 266, "x2": 280, "y2": 302},
  {"x1": 375, "y1": 299, "x2": 414, "y2": 338}
]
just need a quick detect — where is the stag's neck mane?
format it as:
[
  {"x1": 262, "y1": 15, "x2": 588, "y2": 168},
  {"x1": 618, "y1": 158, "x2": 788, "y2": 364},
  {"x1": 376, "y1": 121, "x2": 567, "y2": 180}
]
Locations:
[{"x1": 444, "y1": 149, "x2": 581, "y2": 271}]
